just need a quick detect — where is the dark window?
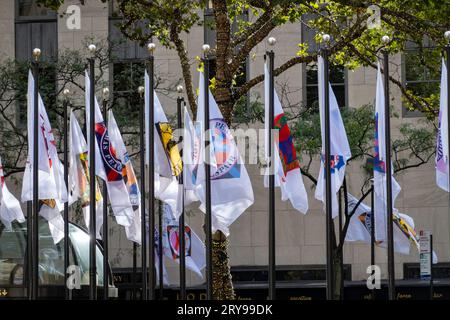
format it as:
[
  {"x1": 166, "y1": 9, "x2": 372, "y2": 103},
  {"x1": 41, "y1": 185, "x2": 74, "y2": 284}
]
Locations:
[
  {"x1": 109, "y1": 7, "x2": 149, "y2": 127},
  {"x1": 15, "y1": 0, "x2": 57, "y2": 126},
  {"x1": 305, "y1": 62, "x2": 346, "y2": 108},
  {"x1": 402, "y1": 39, "x2": 440, "y2": 117},
  {"x1": 17, "y1": 0, "x2": 57, "y2": 20},
  {"x1": 404, "y1": 263, "x2": 450, "y2": 280},
  {"x1": 301, "y1": 14, "x2": 347, "y2": 108}
]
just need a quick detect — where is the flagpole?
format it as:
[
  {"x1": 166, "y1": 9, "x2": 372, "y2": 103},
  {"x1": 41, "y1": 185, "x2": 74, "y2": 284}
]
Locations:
[
  {"x1": 102, "y1": 87, "x2": 110, "y2": 300},
  {"x1": 176, "y1": 85, "x2": 187, "y2": 300},
  {"x1": 147, "y1": 42, "x2": 156, "y2": 300},
  {"x1": 445, "y1": 32, "x2": 450, "y2": 196},
  {"x1": 158, "y1": 200, "x2": 164, "y2": 299},
  {"x1": 87, "y1": 43, "x2": 97, "y2": 300},
  {"x1": 138, "y1": 85, "x2": 147, "y2": 300},
  {"x1": 202, "y1": 44, "x2": 213, "y2": 300},
  {"x1": 322, "y1": 34, "x2": 335, "y2": 300},
  {"x1": 266, "y1": 36, "x2": 276, "y2": 300},
  {"x1": 26, "y1": 201, "x2": 31, "y2": 299},
  {"x1": 381, "y1": 36, "x2": 396, "y2": 301},
  {"x1": 62, "y1": 88, "x2": 71, "y2": 300},
  {"x1": 370, "y1": 180, "x2": 376, "y2": 300},
  {"x1": 31, "y1": 48, "x2": 41, "y2": 300}
]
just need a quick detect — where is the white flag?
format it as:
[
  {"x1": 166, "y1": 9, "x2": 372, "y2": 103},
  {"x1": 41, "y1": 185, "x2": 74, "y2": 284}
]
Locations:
[
  {"x1": 373, "y1": 63, "x2": 402, "y2": 241},
  {"x1": 346, "y1": 193, "x2": 437, "y2": 263},
  {"x1": 0, "y1": 156, "x2": 25, "y2": 229},
  {"x1": 194, "y1": 70, "x2": 254, "y2": 236},
  {"x1": 107, "y1": 110, "x2": 141, "y2": 244},
  {"x1": 436, "y1": 59, "x2": 449, "y2": 192},
  {"x1": 264, "y1": 62, "x2": 308, "y2": 214},
  {"x1": 162, "y1": 204, "x2": 205, "y2": 279},
  {"x1": 85, "y1": 70, "x2": 134, "y2": 229},
  {"x1": 315, "y1": 56, "x2": 351, "y2": 218},
  {"x1": 68, "y1": 111, "x2": 103, "y2": 239},
  {"x1": 144, "y1": 70, "x2": 183, "y2": 217},
  {"x1": 21, "y1": 70, "x2": 68, "y2": 243}
]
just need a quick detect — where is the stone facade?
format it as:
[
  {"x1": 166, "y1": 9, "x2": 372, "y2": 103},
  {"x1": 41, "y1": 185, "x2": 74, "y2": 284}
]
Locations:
[{"x1": 0, "y1": 0, "x2": 448, "y2": 287}]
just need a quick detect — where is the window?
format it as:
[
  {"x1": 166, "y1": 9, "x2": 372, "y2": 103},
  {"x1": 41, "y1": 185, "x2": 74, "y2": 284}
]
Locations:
[
  {"x1": 305, "y1": 62, "x2": 346, "y2": 108},
  {"x1": 301, "y1": 15, "x2": 347, "y2": 108},
  {"x1": 402, "y1": 39, "x2": 440, "y2": 117},
  {"x1": 15, "y1": 0, "x2": 57, "y2": 126},
  {"x1": 109, "y1": 7, "x2": 149, "y2": 127}
]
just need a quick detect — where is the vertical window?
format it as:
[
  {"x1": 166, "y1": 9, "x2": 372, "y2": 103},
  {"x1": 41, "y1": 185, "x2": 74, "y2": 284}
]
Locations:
[
  {"x1": 301, "y1": 14, "x2": 347, "y2": 108},
  {"x1": 15, "y1": 0, "x2": 57, "y2": 125},
  {"x1": 402, "y1": 39, "x2": 440, "y2": 117},
  {"x1": 109, "y1": 6, "x2": 148, "y2": 126}
]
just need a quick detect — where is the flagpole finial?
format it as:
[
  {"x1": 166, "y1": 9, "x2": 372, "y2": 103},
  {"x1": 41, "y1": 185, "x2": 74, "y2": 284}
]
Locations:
[
  {"x1": 322, "y1": 34, "x2": 331, "y2": 43},
  {"x1": 32, "y1": 48, "x2": 41, "y2": 61},
  {"x1": 102, "y1": 87, "x2": 110, "y2": 100},
  {"x1": 267, "y1": 37, "x2": 277, "y2": 46},
  {"x1": 62, "y1": 88, "x2": 70, "y2": 98},
  {"x1": 147, "y1": 42, "x2": 156, "y2": 54},
  {"x1": 202, "y1": 44, "x2": 211, "y2": 55},
  {"x1": 176, "y1": 85, "x2": 184, "y2": 94},
  {"x1": 381, "y1": 35, "x2": 390, "y2": 45},
  {"x1": 138, "y1": 86, "x2": 145, "y2": 97},
  {"x1": 445, "y1": 31, "x2": 450, "y2": 42},
  {"x1": 87, "y1": 44, "x2": 96, "y2": 57}
]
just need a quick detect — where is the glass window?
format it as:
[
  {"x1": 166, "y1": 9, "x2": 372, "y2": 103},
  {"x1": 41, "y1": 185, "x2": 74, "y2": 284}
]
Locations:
[
  {"x1": 403, "y1": 40, "x2": 440, "y2": 117},
  {"x1": 305, "y1": 62, "x2": 346, "y2": 108},
  {"x1": 111, "y1": 61, "x2": 144, "y2": 127},
  {"x1": 17, "y1": 0, "x2": 57, "y2": 19}
]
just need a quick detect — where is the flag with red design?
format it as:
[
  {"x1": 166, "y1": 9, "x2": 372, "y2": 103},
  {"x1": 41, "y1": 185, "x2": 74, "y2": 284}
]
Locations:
[
  {"x1": 85, "y1": 70, "x2": 134, "y2": 229},
  {"x1": 264, "y1": 62, "x2": 308, "y2": 214}
]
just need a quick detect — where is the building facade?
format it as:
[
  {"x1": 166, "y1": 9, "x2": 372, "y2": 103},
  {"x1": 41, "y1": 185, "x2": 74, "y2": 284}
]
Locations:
[{"x1": 0, "y1": 0, "x2": 448, "y2": 291}]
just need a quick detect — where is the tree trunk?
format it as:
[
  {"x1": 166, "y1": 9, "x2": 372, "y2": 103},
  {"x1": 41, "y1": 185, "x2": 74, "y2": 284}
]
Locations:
[{"x1": 212, "y1": 231, "x2": 235, "y2": 299}]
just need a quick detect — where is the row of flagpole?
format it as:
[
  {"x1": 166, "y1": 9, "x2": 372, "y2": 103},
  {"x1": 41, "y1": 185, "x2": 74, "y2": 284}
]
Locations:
[{"x1": 17, "y1": 30, "x2": 450, "y2": 301}]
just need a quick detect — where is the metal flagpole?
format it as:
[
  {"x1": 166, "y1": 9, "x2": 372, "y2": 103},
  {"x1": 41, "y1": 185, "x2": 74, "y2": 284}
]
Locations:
[
  {"x1": 26, "y1": 201, "x2": 31, "y2": 299},
  {"x1": 158, "y1": 200, "x2": 164, "y2": 299},
  {"x1": 445, "y1": 32, "x2": 450, "y2": 201},
  {"x1": 202, "y1": 44, "x2": 213, "y2": 300},
  {"x1": 62, "y1": 88, "x2": 71, "y2": 300},
  {"x1": 132, "y1": 242, "x2": 137, "y2": 300},
  {"x1": 87, "y1": 43, "x2": 97, "y2": 300},
  {"x1": 176, "y1": 85, "x2": 187, "y2": 300},
  {"x1": 370, "y1": 181, "x2": 376, "y2": 300},
  {"x1": 266, "y1": 37, "x2": 276, "y2": 300},
  {"x1": 102, "y1": 87, "x2": 110, "y2": 300},
  {"x1": 322, "y1": 34, "x2": 334, "y2": 300},
  {"x1": 31, "y1": 48, "x2": 41, "y2": 300},
  {"x1": 381, "y1": 36, "x2": 395, "y2": 300},
  {"x1": 147, "y1": 42, "x2": 156, "y2": 300},
  {"x1": 138, "y1": 85, "x2": 147, "y2": 300}
]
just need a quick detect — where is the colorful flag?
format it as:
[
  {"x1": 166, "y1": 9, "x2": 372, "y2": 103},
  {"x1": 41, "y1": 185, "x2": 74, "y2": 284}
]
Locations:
[
  {"x1": 373, "y1": 63, "x2": 402, "y2": 241},
  {"x1": 162, "y1": 204, "x2": 205, "y2": 279},
  {"x1": 144, "y1": 70, "x2": 183, "y2": 216},
  {"x1": 194, "y1": 70, "x2": 254, "y2": 236},
  {"x1": 107, "y1": 110, "x2": 141, "y2": 244},
  {"x1": 436, "y1": 59, "x2": 449, "y2": 192},
  {"x1": 264, "y1": 62, "x2": 308, "y2": 214},
  {"x1": 315, "y1": 56, "x2": 351, "y2": 218},
  {"x1": 0, "y1": 155, "x2": 25, "y2": 229},
  {"x1": 346, "y1": 193, "x2": 437, "y2": 263},
  {"x1": 85, "y1": 70, "x2": 134, "y2": 229},
  {"x1": 68, "y1": 111, "x2": 103, "y2": 239},
  {"x1": 21, "y1": 70, "x2": 68, "y2": 243}
]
